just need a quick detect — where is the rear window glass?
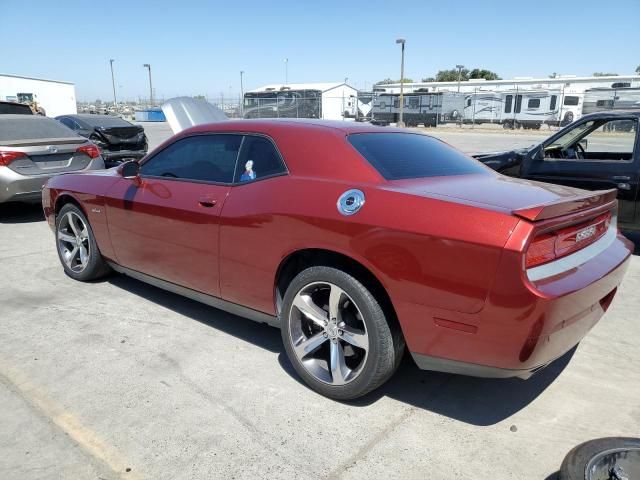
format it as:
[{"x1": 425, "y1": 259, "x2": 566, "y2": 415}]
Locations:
[
  {"x1": 0, "y1": 116, "x2": 78, "y2": 142},
  {"x1": 348, "y1": 133, "x2": 486, "y2": 180},
  {"x1": 79, "y1": 115, "x2": 131, "y2": 127},
  {"x1": 0, "y1": 102, "x2": 32, "y2": 115}
]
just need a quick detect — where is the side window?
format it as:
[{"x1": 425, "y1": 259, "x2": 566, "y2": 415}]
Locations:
[
  {"x1": 60, "y1": 117, "x2": 76, "y2": 129},
  {"x1": 140, "y1": 134, "x2": 241, "y2": 183},
  {"x1": 527, "y1": 98, "x2": 540, "y2": 109},
  {"x1": 235, "y1": 135, "x2": 286, "y2": 183},
  {"x1": 564, "y1": 96, "x2": 579, "y2": 106},
  {"x1": 581, "y1": 119, "x2": 637, "y2": 158},
  {"x1": 515, "y1": 95, "x2": 522, "y2": 114},
  {"x1": 504, "y1": 95, "x2": 513, "y2": 113},
  {"x1": 550, "y1": 95, "x2": 557, "y2": 110}
]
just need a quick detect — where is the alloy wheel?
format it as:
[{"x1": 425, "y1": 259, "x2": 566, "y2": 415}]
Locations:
[
  {"x1": 288, "y1": 281, "x2": 369, "y2": 386},
  {"x1": 57, "y1": 211, "x2": 91, "y2": 273}
]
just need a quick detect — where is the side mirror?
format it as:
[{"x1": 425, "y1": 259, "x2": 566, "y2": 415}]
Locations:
[{"x1": 119, "y1": 160, "x2": 140, "y2": 179}]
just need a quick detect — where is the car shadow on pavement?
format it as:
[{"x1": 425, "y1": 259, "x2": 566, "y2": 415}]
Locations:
[
  {"x1": 0, "y1": 202, "x2": 44, "y2": 223},
  {"x1": 109, "y1": 272, "x2": 575, "y2": 427},
  {"x1": 621, "y1": 231, "x2": 640, "y2": 255},
  {"x1": 107, "y1": 274, "x2": 284, "y2": 353}
]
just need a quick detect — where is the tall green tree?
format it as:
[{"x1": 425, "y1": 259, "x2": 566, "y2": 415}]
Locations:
[
  {"x1": 375, "y1": 78, "x2": 414, "y2": 85},
  {"x1": 433, "y1": 68, "x2": 500, "y2": 82}
]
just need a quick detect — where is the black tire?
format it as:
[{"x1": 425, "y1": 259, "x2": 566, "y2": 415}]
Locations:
[
  {"x1": 559, "y1": 437, "x2": 640, "y2": 480},
  {"x1": 280, "y1": 266, "x2": 404, "y2": 400},
  {"x1": 55, "y1": 203, "x2": 110, "y2": 281}
]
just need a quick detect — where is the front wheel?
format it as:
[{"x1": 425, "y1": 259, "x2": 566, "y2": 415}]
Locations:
[
  {"x1": 56, "y1": 203, "x2": 110, "y2": 281},
  {"x1": 281, "y1": 266, "x2": 404, "y2": 400}
]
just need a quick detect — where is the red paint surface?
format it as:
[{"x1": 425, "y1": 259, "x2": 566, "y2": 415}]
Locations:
[{"x1": 43, "y1": 120, "x2": 634, "y2": 373}]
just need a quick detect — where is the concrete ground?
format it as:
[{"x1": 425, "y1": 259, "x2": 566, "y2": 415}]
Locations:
[{"x1": 1, "y1": 125, "x2": 639, "y2": 480}]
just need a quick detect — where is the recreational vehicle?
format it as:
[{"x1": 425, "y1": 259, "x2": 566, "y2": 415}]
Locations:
[
  {"x1": 372, "y1": 91, "x2": 464, "y2": 126},
  {"x1": 463, "y1": 89, "x2": 562, "y2": 129},
  {"x1": 582, "y1": 87, "x2": 640, "y2": 115}
]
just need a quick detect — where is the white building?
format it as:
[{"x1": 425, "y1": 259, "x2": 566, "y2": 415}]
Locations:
[
  {"x1": 378, "y1": 74, "x2": 640, "y2": 96},
  {"x1": 245, "y1": 82, "x2": 358, "y2": 120},
  {"x1": 0, "y1": 73, "x2": 77, "y2": 117}
]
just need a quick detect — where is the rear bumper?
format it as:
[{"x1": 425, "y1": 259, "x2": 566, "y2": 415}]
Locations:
[
  {"x1": 0, "y1": 158, "x2": 105, "y2": 203},
  {"x1": 402, "y1": 231, "x2": 633, "y2": 378}
]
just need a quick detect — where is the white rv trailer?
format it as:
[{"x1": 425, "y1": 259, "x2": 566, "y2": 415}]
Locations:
[
  {"x1": 582, "y1": 87, "x2": 640, "y2": 115},
  {"x1": 0, "y1": 73, "x2": 77, "y2": 117},
  {"x1": 463, "y1": 89, "x2": 564, "y2": 129},
  {"x1": 372, "y1": 91, "x2": 464, "y2": 126}
]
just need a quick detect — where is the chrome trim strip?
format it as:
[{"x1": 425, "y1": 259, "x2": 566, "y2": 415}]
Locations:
[
  {"x1": 526, "y1": 216, "x2": 618, "y2": 282},
  {"x1": 108, "y1": 262, "x2": 280, "y2": 328}
]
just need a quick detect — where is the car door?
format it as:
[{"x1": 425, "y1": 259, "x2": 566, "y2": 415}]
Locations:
[
  {"x1": 522, "y1": 117, "x2": 639, "y2": 225},
  {"x1": 104, "y1": 133, "x2": 242, "y2": 296}
]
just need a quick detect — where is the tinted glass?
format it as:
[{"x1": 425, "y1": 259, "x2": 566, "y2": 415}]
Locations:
[
  {"x1": 348, "y1": 133, "x2": 486, "y2": 180},
  {"x1": 235, "y1": 136, "x2": 286, "y2": 183},
  {"x1": 564, "y1": 96, "x2": 579, "y2": 106},
  {"x1": 504, "y1": 95, "x2": 513, "y2": 113},
  {"x1": 0, "y1": 102, "x2": 32, "y2": 115},
  {"x1": 59, "y1": 117, "x2": 76, "y2": 129},
  {"x1": 515, "y1": 95, "x2": 522, "y2": 113},
  {"x1": 0, "y1": 116, "x2": 78, "y2": 142},
  {"x1": 528, "y1": 98, "x2": 540, "y2": 108},
  {"x1": 79, "y1": 115, "x2": 132, "y2": 128},
  {"x1": 141, "y1": 134, "x2": 241, "y2": 183},
  {"x1": 550, "y1": 95, "x2": 557, "y2": 110}
]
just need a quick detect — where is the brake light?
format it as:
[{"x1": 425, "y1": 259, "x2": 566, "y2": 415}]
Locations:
[
  {"x1": 76, "y1": 144, "x2": 101, "y2": 159},
  {"x1": 0, "y1": 151, "x2": 27, "y2": 166},
  {"x1": 525, "y1": 212, "x2": 612, "y2": 268}
]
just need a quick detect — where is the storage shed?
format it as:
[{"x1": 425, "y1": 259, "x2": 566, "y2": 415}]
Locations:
[{"x1": 0, "y1": 73, "x2": 77, "y2": 117}]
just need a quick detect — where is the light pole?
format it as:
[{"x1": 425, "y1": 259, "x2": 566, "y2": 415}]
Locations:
[
  {"x1": 456, "y1": 64, "x2": 465, "y2": 93},
  {"x1": 396, "y1": 38, "x2": 406, "y2": 127},
  {"x1": 284, "y1": 58, "x2": 288, "y2": 84},
  {"x1": 143, "y1": 63, "x2": 153, "y2": 106},
  {"x1": 109, "y1": 59, "x2": 117, "y2": 112},
  {"x1": 240, "y1": 70, "x2": 244, "y2": 117}
]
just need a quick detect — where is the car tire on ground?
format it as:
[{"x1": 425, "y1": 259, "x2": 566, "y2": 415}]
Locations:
[
  {"x1": 559, "y1": 437, "x2": 640, "y2": 480},
  {"x1": 280, "y1": 266, "x2": 404, "y2": 400},
  {"x1": 55, "y1": 203, "x2": 110, "y2": 282}
]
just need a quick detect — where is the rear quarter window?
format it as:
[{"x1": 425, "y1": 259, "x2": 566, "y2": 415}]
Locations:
[{"x1": 348, "y1": 132, "x2": 486, "y2": 180}]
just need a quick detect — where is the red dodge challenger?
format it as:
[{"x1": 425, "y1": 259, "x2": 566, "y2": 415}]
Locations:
[{"x1": 43, "y1": 112, "x2": 633, "y2": 400}]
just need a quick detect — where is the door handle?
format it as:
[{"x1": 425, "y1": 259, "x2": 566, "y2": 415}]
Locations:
[
  {"x1": 198, "y1": 196, "x2": 217, "y2": 208},
  {"x1": 612, "y1": 175, "x2": 631, "y2": 181}
]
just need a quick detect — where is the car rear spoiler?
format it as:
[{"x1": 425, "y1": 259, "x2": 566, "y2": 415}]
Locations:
[{"x1": 512, "y1": 189, "x2": 617, "y2": 221}]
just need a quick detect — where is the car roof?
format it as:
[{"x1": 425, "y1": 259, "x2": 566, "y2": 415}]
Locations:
[{"x1": 184, "y1": 118, "x2": 404, "y2": 136}]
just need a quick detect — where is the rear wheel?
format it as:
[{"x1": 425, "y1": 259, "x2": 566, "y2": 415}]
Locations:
[
  {"x1": 56, "y1": 204, "x2": 110, "y2": 281},
  {"x1": 281, "y1": 266, "x2": 404, "y2": 400}
]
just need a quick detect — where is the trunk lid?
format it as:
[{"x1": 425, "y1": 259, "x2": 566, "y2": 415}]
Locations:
[
  {"x1": 3, "y1": 142, "x2": 95, "y2": 175},
  {"x1": 386, "y1": 173, "x2": 614, "y2": 220},
  {"x1": 97, "y1": 126, "x2": 145, "y2": 145}
]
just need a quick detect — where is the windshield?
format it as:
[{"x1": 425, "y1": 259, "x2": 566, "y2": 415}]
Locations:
[
  {"x1": 0, "y1": 116, "x2": 78, "y2": 142},
  {"x1": 348, "y1": 132, "x2": 487, "y2": 180},
  {"x1": 547, "y1": 121, "x2": 596, "y2": 149}
]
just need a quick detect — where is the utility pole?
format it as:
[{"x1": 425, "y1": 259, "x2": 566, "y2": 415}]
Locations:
[
  {"x1": 109, "y1": 59, "x2": 117, "y2": 111},
  {"x1": 396, "y1": 38, "x2": 406, "y2": 127},
  {"x1": 240, "y1": 70, "x2": 244, "y2": 117},
  {"x1": 143, "y1": 64, "x2": 153, "y2": 106},
  {"x1": 456, "y1": 64, "x2": 465, "y2": 93},
  {"x1": 284, "y1": 58, "x2": 288, "y2": 84}
]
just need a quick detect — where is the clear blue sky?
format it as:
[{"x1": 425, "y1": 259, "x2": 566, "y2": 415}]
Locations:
[{"x1": 2, "y1": 0, "x2": 638, "y2": 101}]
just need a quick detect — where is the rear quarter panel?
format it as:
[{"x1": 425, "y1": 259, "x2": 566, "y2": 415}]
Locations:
[{"x1": 218, "y1": 175, "x2": 519, "y2": 352}]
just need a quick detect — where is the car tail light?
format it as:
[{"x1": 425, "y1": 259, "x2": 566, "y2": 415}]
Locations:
[
  {"x1": 0, "y1": 151, "x2": 27, "y2": 166},
  {"x1": 525, "y1": 212, "x2": 612, "y2": 268},
  {"x1": 76, "y1": 144, "x2": 101, "y2": 159}
]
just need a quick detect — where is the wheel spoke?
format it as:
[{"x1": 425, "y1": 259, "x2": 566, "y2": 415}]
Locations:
[
  {"x1": 294, "y1": 331, "x2": 328, "y2": 359},
  {"x1": 78, "y1": 244, "x2": 89, "y2": 265},
  {"x1": 67, "y1": 213, "x2": 79, "y2": 236},
  {"x1": 340, "y1": 325, "x2": 368, "y2": 351},
  {"x1": 293, "y1": 294, "x2": 328, "y2": 327},
  {"x1": 57, "y1": 231, "x2": 76, "y2": 244},
  {"x1": 328, "y1": 285, "x2": 344, "y2": 322},
  {"x1": 80, "y1": 227, "x2": 89, "y2": 240},
  {"x1": 64, "y1": 246, "x2": 78, "y2": 268},
  {"x1": 329, "y1": 340, "x2": 349, "y2": 385}
]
